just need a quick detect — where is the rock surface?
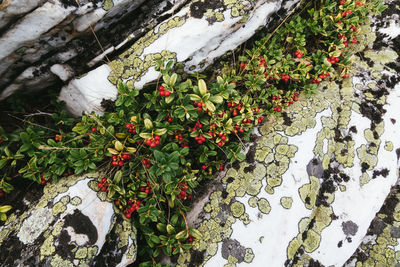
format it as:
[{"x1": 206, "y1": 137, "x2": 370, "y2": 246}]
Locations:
[
  {"x1": 58, "y1": 0, "x2": 300, "y2": 116},
  {"x1": 176, "y1": 1, "x2": 400, "y2": 266},
  {"x1": 0, "y1": 174, "x2": 136, "y2": 266},
  {"x1": 0, "y1": 0, "x2": 184, "y2": 99}
]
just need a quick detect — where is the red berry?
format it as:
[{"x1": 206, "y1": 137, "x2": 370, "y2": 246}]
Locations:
[
  {"x1": 218, "y1": 142, "x2": 223, "y2": 146},
  {"x1": 150, "y1": 142, "x2": 156, "y2": 148},
  {"x1": 98, "y1": 182, "x2": 103, "y2": 188},
  {"x1": 168, "y1": 117, "x2": 173, "y2": 122},
  {"x1": 201, "y1": 165, "x2": 207, "y2": 170},
  {"x1": 118, "y1": 161, "x2": 124, "y2": 166},
  {"x1": 164, "y1": 91, "x2": 171, "y2": 97},
  {"x1": 112, "y1": 161, "x2": 118, "y2": 166},
  {"x1": 154, "y1": 136, "x2": 161, "y2": 141},
  {"x1": 91, "y1": 127, "x2": 97, "y2": 132},
  {"x1": 122, "y1": 154, "x2": 130, "y2": 160},
  {"x1": 219, "y1": 165, "x2": 224, "y2": 171},
  {"x1": 125, "y1": 213, "x2": 131, "y2": 219},
  {"x1": 101, "y1": 186, "x2": 107, "y2": 192},
  {"x1": 142, "y1": 159, "x2": 147, "y2": 165},
  {"x1": 102, "y1": 177, "x2": 107, "y2": 183}
]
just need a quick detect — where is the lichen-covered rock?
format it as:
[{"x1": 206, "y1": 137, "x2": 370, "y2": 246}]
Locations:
[
  {"x1": 0, "y1": 174, "x2": 136, "y2": 266},
  {"x1": 58, "y1": 0, "x2": 300, "y2": 116},
  {"x1": 177, "y1": 1, "x2": 400, "y2": 265}
]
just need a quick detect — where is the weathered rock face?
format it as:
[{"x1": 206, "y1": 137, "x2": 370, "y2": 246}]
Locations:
[
  {"x1": 0, "y1": 0, "x2": 185, "y2": 99},
  {"x1": 175, "y1": 1, "x2": 400, "y2": 266},
  {"x1": 0, "y1": 174, "x2": 136, "y2": 266},
  {"x1": 58, "y1": 0, "x2": 299, "y2": 116}
]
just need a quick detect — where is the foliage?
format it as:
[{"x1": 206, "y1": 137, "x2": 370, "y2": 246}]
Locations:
[{"x1": 0, "y1": 0, "x2": 386, "y2": 265}]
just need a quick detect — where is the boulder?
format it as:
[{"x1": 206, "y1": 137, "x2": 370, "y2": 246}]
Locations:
[
  {"x1": 0, "y1": 0, "x2": 178, "y2": 99},
  {"x1": 177, "y1": 0, "x2": 400, "y2": 265},
  {"x1": 58, "y1": 0, "x2": 300, "y2": 116},
  {"x1": 0, "y1": 174, "x2": 136, "y2": 266}
]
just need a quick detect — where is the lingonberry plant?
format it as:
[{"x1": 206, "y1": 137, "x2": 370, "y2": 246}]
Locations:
[{"x1": 0, "y1": 0, "x2": 386, "y2": 265}]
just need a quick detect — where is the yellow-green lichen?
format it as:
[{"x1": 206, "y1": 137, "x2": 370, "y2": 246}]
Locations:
[
  {"x1": 280, "y1": 197, "x2": 293, "y2": 209},
  {"x1": 257, "y1": 198, "x2": 271, "y2": 214},
  {"x1": 231, "y1": 201, "x2": 245, "y2": 218}
]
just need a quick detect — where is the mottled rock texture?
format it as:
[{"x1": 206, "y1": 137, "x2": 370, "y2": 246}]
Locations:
[
  {"x1": 0, "y1": 174, "x2": 136, "y2": 266},
  {"x1": 0, "y1": 0, "x2": 182, "y2": 99}
]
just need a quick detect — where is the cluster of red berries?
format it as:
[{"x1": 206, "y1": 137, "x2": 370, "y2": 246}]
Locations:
[
  {"x1": 158, "y1": 85, "x2": 171, "y2": 97},
  {"x1": 319, "y1": 72, "x2": 330, "y2": 79},
  {"x1": 294, "y1": 50, "x2": 303, "y2": 58},
  {"x1": 195, "y1": 135, "x2": 206, "y2": 144},
  {"x1": 166, "y1": 115, "x2": 173, "y2": 123},
  {"x1": 328, "y1": 56, "x2": 340, "y2": 64},
  {"x1": 193, "y1": 101, "x2": 206, "y2": 113},
  {"x1": 112, "y1": 153, "x2": 131, "y2": 166},
  {"x1": 145, "y1": 136, "x2": 161, "y2": 148},
  {"x1": 227, "y1": 102, "x2": 242, "y2": 117},
  {"x1": 142, "y1": 158, "x2": 152, "y2": 169},
  {"x1": 139, "y1": 181, "x2": 153, "y2": 194},
  {"x1": 312, "y1": 79, "x2": 321, "y2": 84},
  {"x1": 125, "y1": 123, "x2": 136, "y2": 134},
  {"x1": 343, "y1": 73, "x2": 350, "y2": 78},
  {"x1": 177, "y1": 182, "x2": 191, "y2": 200},
  {"x1": 356, "y1": 0, "x2": 363, "y2": 7},
  {"x1": 97, "y1": 177, "x2": 109, "y2": 192},
  {"x1": 341, "y1": 10, "x2": 352, "y2": 17},
  {"x1": 55, "y1": 135, "x2": 62, "y2": 142},
  {"x1": 40, "y1": 173, "x2": 51, "y2": 185},
  {"x1": 339, "y1": 0, "x2": 346, "y2": 4},
  {"x1": 350, "y1": 24, "x2": 357, "y2": 32},
  {"x1": 216, "y1": 132, "x2": 228, "y2": 147},
  {"x1": 280, "y1": 73, "x2": 290, "y2": 82},
  {"x1": 124, "y1": 199, "x2": 141, "y2": 219},
  {"x1": 240, "y1": 62, "x2": 248, "y2": 69},
  {"x1": 258, "y1": 57, "x2": 267, "y2": 67},
  {"x1": 233, "y1": 124, "x2": 245, "y2": 134}
]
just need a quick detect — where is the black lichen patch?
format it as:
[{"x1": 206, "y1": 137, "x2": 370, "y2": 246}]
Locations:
[
  {"x1": 366, "y1": 218, "x2": 386, "y2": 236},
  {"x1": 55, "y1": 230, "x2": 76, "y2": 260},
  {"x1": 282, "y1": 112, "x2": 293, "y2": 126},
  {"x1": 188, "y1": 250, "x2": 205, "y2": 267},
  {"x1": 64, "y1": 209, "x2": 98, "y2": 245},
  {"x1": 337, "y1": 240, "x2": 343, "y2": 248},
  {"x1": 94, "y1": 215, "x2": 126, "y2": 266},
  {"x1": 361, "y1": 162, "x2": 370, "y2": 173},
  {"x1": 246, "y1": 145, "x2": 256, "y2": 163},
  {"x1": 308, "y1": 259, "x2": 323, "y2": 267},
  {"x1": 221, "y1": 239, "x2": 246, "y2": 263},
  {"x1": 390, "y1": 118, "x2": 396, "y2": 124},
  {"x1": 190, "y1": 0, "x2": 223, "y2": 19},
  {"x1": 0, "y1": 235, "x2": 25, "y2": 265},
  {"x1": 342, "y1": 221, "x2": 359, "y2": 236},
  {"x1": 244, "y1": 164, "x2": 256, "y2": 173},
  {"x1": 349, "y1": 126, "x2": 358, "y2": 133},
  {"x1": 372, "y1": 168, "x2": 389, "y2": 179}
]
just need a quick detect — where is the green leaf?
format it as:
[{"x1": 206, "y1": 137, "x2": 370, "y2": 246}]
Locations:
[
  {"x1": 115, "y1": 141, "x2": 124, "y2": 151},
  {"x1": 144, "y1": 118, "x2": 153, "y2": 130},
  {"x1": 0, "y1": 205, "x2": 12, "y2": 213},
  {"x1": 165, "y1": 95, "x2": 174, "y2": 104},
  {"x1": 170, "y1": 73, "x2": 178, "y2": 86},
  {"x1": 189, "y1": 94, "x2": 201, "y2": 101},
  {"x1": 204, "y1": 101, "x2": 215, "y2": 112},
  {"x1": 154, "y1": 128, "x2": 167, "y2": 136},
  {"x1": 0, "y1": 159, "x2": 8, "y2": 169},
  {"x1": 175, "y1": 230, "x2": 187, "y2": 240},
  {"x1": 166, "y1": 224, "x2": 175, "y2": 234},
  {"x1": 153, "y1": 150, "x2": 164, "y2": 162},
  {"x1": 114, "y1": 170, "x2": 123, "y2": 183},
  {"x1": 198, "y1": 79, "x2": 207, "y2": 96},
  {"x1": 139, "y1": 132, "x2": 152, "y2": 139},
  {"x1": 209, "y1": 95, "x2": 223, "y2": 104},
  {"x1": 20, "y1": 132, "x2": 30, "y2": 143}
]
